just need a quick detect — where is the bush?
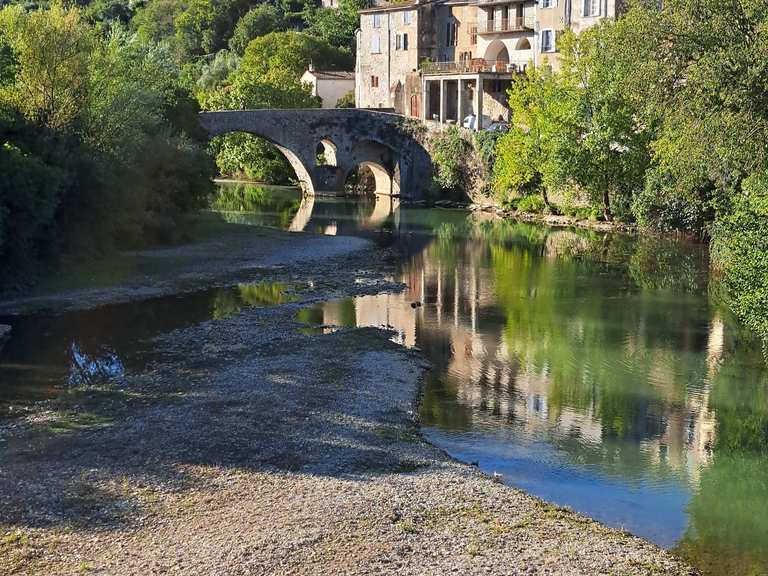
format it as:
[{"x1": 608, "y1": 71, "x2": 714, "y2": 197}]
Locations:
[
  {"x1": 335, "y1": 90, "x2": 355, "y2": 109},
  {"x1": 514, "y1": 194, "x2": 547, "y2": 214},
  {"x1": 430, "y1": 126, "x2": 470, "y2": 193},
  {"x1": 711, "y1": 171, "x2": 768, "y2": 347}
]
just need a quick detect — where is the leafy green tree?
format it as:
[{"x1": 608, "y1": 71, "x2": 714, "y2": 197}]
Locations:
[
  {"x1": 229, "y1": 4, "x2": 284, "y2": 55},
  {"x1": 0, "y1": 4, "x2": 92, "y2": 128},
  {"x1": 493, "y1": 65, "x2": 577, "y2": 209},
  {"x1": 195, "y1": 49, "x2": 240, "y2": 92},
  {"x1": 430, "y1": 126, "x2": 470, "y2": 193},
  {"x1": 0, "y1": 3, "x2": 214, "y2": 282},
  {"x1": 712, "y1": 171, "x2": 768, "y2": 349},
  {"x1": 303, "y1": 0, "x2": 364, "y2": 52},
  {"x1": 557, "y1": 28, "x2": 652, "y2": 220}
]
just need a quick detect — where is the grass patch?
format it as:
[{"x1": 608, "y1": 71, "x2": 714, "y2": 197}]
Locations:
[
  {"x1": 465, "y1": 536, "x2": 483, "y2": 557},
  {"x1": 396, "y1": 518, "x2": 418, "y2": 534},
  {"x1": 0, "y1": 528, "x2": 34, "y2": 574},
  {"x1": 48, "y1": 411, "x2": 116, "y2": 435}
]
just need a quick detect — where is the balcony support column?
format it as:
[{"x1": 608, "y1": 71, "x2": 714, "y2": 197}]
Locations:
[
  {"x1": 458, "y1": 79, "x2": 466, "y2": 127},
  {"x1": 422, "y1": 77, "x2": 428, "y2": 121},
  {"x1": 439, "y1": 78, "x2": 446, "y2": 124},
  {"x1": 474, "y1": 74, "x2": 484, "y2": 131}
]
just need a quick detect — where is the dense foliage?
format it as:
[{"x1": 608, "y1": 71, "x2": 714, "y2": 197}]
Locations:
[
  {"x1": 493, "y1": 0, "x2": 768, "y2": 345},
  {"x1": 0, "y1": 0, "x2": 359, "y2": 283},
  {"x1": 0, "y1": 4, "x2": 214, "y2": 282}
]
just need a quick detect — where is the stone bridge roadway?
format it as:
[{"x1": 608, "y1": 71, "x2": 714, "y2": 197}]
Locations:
[{"x1": 199, "y1": 109, "x2": 434, "y2": 200}]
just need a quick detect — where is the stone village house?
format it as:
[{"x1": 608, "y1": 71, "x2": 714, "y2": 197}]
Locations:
[{"x1": 355, "y1": 0, "x2": 620, "y2": 129}]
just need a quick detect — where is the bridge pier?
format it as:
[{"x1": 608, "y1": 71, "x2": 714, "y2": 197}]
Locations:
[{"x1": 199, "y1": 109, "x2": 433, "y2": 200}]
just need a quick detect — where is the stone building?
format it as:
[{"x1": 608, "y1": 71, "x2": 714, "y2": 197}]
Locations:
[{"x1": 355, "y1": 0, "x2": 620, "y2": 128}]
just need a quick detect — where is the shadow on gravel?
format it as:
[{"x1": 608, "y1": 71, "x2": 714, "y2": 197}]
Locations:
[{"x1": 0, "y1": 312, "x2": 429, "y2": 535}]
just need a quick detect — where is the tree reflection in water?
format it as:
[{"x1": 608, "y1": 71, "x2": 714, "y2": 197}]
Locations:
[{"x1": 295, "y1": 215, "x2": 768, "y2": 576}]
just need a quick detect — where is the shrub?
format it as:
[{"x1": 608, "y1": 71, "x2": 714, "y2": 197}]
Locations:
[
  {"x1": 711, "y1": 171, "x2": 768, "y2": 348},
  {"x1": 430, "y1": 126, "x2": 470, "y2": 193},
  {"x1": 335, "y1": 90, "x2": 355, "y2": 109},
  {"x1": 515, "y1": 194, "x2": 547, "y2": 214}
]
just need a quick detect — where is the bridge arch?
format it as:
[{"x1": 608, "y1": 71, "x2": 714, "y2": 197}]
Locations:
[
  {"x1": 316, "y1": 139, "x2": 338, "y2": 167},
  {"x1": 198, "y1": 109, "x2": 433, "y2": 200},
  {"x1": 274, "y1": 144, "x2": 316, "y2": 195},
  {"x1": 344, "y1": 161, "x2": 393, "y2": 195}
]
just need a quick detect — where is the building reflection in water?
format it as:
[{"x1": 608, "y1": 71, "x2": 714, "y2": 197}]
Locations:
[{"x1": 298, "y1": 216, "x2": 767, "y2": 565}]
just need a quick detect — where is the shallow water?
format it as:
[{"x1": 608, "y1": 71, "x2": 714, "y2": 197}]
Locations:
[
  {"x1": 0, "y1": 281, "x2": 299, "y2": 414},
  {"x1": 2, "y1": 182, "x2": 767, "y2": 575}
]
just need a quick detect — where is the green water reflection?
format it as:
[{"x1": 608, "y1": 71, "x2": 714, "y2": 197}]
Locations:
[{"x1": 295, "y1": 215, "x2": 768, "y2": 576}]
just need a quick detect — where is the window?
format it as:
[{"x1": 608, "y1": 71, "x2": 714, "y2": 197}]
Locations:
[
  {"x1": 371, "y1": 34, "x2": 381, "y2": 53},
  {"x1": 371, "y1": 75, "x2": 379, "y2": 88},
  {"x1": 583, "y1": 0, "x2": 600, "y2": 16},
  {"x1": 403, "y1": 33, "x2": 409, "y2": 50},
  {"x1": 470, "y1": 25, "x2": 477, "y2": 45},
  {"x1": 372, "y1": 13, "x2": 381, "y2": 28},
  {"x1": 396, "y1": 33, "x2": 408, "y2": 50},
  {"x1": 403, "y1": 10, "x2": 412, "y2": 24},
  {"x1": 541, "y1": 0, "x2": 556, "y2": 7},
  {"x1": 540, "y1": 29, "x2": 554, "y2": 52},
  {"x1": 446, "y1": 21, "x2": 458, "y2": 47}
]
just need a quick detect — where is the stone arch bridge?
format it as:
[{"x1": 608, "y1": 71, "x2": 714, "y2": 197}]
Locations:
[{"x1": 199, "y1": 109, "x2": 433, "y2": 200}]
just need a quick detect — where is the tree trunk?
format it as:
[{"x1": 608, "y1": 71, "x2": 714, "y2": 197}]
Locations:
[{"x1": 602, "y1": 189, "x2": 613, "y2": 221}]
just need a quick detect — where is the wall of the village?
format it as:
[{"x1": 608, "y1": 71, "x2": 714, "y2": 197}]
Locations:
[
  {"x1": 356, "y1": 6, "x2": 421, "y2": 110},
  {"x1": 475, "y1": 3, "x2": 536, "y2": 68}
]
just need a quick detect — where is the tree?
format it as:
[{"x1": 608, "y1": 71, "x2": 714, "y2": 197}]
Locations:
[
  {"x1": 229, "y1": 4, "x2": 284, "y2": 56},
  {"x1": 303, "y1": 0, "x2": 364, "y2": 52},
  {"x1": 493, "y1": 65, "x2": 578, "y2": 210},
  {"x1": 0, "y1": 4, "x2": 92, "y2": 129},
  {"x1": 557, "y1": 27, "x2": 652, "y2": 220}
]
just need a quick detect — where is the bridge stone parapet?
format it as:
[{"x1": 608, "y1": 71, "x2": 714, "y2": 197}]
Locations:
[{"x1": 199, "y1": 109, "x2": 433, "y2": 200}]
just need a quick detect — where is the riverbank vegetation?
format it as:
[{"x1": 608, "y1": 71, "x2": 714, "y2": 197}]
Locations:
[
  {"x1": 0, "y1": 0, "x2": 361, "y2": 286},
  {"x1": 491, "y1": 0, "x2": 768, "y2": 348}
]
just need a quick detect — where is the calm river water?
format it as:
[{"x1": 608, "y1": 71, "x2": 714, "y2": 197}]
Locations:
[{"x1": 2, "y1": 183, "x2": 767, "y2": 576}]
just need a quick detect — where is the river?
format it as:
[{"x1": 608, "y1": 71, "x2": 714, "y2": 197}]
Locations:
[{"x1": 2, "y1": 182, "x2": 767, "y2": 576}]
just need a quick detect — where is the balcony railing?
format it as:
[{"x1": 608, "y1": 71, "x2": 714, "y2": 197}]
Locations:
[
  {"x1": 479, "y1": 17, "x2": 533, "y2": 32},
  {"x1": 421, "y1": 58, "x2": 529, "y2": 75}
]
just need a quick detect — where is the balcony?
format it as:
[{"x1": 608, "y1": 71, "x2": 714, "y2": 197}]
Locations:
[
  {"x1": 479, "y1": 17, "x2": 534, "y2": 33},
  {"x1": 421, "y1": 58, "x2": 529, "y2": 75}
]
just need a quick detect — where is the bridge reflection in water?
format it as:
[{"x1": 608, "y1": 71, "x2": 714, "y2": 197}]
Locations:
[{"x1": 212, "y1": 183, "x2": 402, "y2": 238}]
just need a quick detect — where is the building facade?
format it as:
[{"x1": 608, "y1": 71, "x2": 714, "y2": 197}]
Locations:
[{"x1": 355, "y1": 0, "x2": 619, "y2": 127}]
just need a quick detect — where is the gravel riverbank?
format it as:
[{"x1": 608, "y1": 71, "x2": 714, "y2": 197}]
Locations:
[{"x1": 0, "y1": 225, "x2": 696, "y2": 575}]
